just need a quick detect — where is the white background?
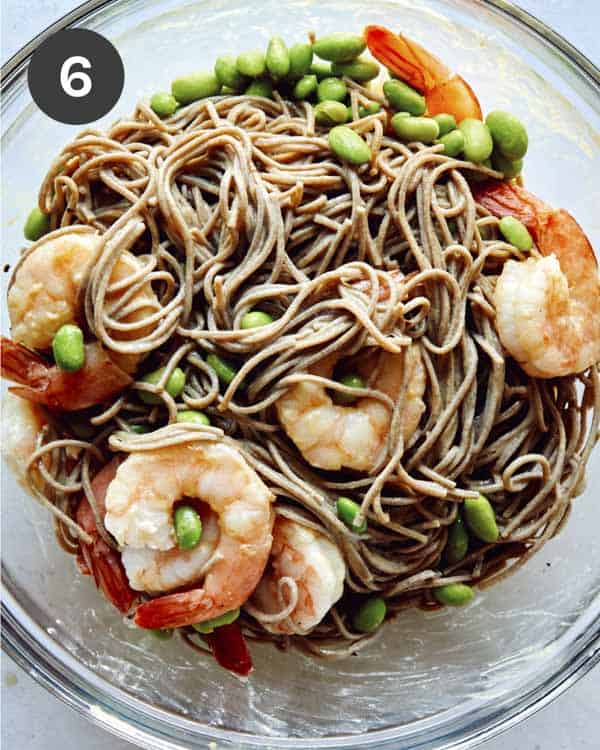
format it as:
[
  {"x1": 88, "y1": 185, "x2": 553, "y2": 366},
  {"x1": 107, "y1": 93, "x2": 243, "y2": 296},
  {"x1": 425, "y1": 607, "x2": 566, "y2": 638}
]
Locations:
[{"x1": 1, "y1": 1, "x2": 599, "y2": 748}]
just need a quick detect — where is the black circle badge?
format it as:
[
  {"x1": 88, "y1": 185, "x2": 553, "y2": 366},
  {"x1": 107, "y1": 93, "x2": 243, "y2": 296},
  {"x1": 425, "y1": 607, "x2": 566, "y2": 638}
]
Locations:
[{"x1": 28, "y1": 29, "x2": 124, "y2": 125}]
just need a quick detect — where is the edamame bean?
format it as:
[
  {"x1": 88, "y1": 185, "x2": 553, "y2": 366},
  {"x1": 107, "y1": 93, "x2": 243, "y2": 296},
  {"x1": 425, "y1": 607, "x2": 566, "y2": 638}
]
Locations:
[
  {"x1": 288, "y1": 43, "x2": 313, "y2": 78},
  {"x1": 171, "y1": 72, "x2": 220, "y2": 104},
  {"x1": 433, "y1": 113, "x2": 457, "y2": 136},
  {"x1": 266, "y1": 36, "x2": 290, "y2": 79},
  {"x1": 331, "y1": 57, "x2": 380, "y2": 82},
  {"x1": 445, "y1": 514, "x2": 469, "y2": 565},
  {"x1": 392, "y1": 114, "x2": 440, "y2": 143},
  {"x1": 214, "y1": 54, "x2": 247, "y2": 91},
  {"x1": 139, "y1": 366, "x2": 186, "y2": 404},
  {"x1": 150, "y1": 92, "x2": 178, "y2": 117},
  {"x1": 24, "y1": 207, "x2": 51, "y2": 241},
  {"x1": 176, "y1": 410, "x2": 210, "y2": 425},
  {"x1": 312, "y1": 33, "x2": 366, "y2": 63},
  {"x1": 174, "y1": 505, "x2": 203, "y2": 550},
  {"x1": 436, "y1": 129, "x2": 465, "y2": 157},
  {"x1": 150, "y1": 628, "x2": 173, "y2": 640},
  {"x1": 486, "y1": 110, "x2": 528, "y2": 160},
  {"x1": 192, "y1": 608, "x2": 240, "y2": 634},
  {"x1": 353, "y1": 596, "x2": 386, "y2": 633},
  {"x1": 336, "y1": 496, "x2": 367, "y2": 533},
  {"x1": 310, "y1": 61, "x2": 332, "y2": 80},
  {"x1": 314, "y1": 100, "x2": 349, "y2": 126},
  {"x1": 206, "y1": 353, "x2": 237, "y2": 385},
  {"x1": 237, "y1": 50, "x2": 266, "y2": 78},
  {"x1": 317, "y1": 77, "x2": 348, "y2": 103},
  {"x1": 433, "y1": 583, "x2": 474, "y2": 607},
  {"x1": 383, "y1": 79, "x2": 426, "y2": 115},
  {"x1": 463, "y1": 494, "x2": 499, "y2": 543},
  {"x1": 328, "y1": 125, "x2": 372, "y2": 165},
  {"x1": 498, "y1": 216, "x2": 533, "y2": 251},
  {"x1": 334, "y1": 373, "x2": 365, "y2": 404},
  {"x1": 458, "y1": 118, "x2": 493, "y2": 163},
  {"x1": 52, "y1": 324, "x2": 85, "y2": 372},
  {"x1": 220, "y1": 85, "x2": 237, "y2": 95},
  {"x1": 245, "y1": 79, "x2": 274, "y2": 99},
  {"x1": 293, "y1": 74, "x2": 318, "y2": 100},
  {"x1": 130, "y1": 424, "x2": 150, "y2": 434},
  {"x1": 492, "y1": 151, "x2": 523, "y2": 180},
  {"x1": 358, "y1": 101, "x2": 381, "y2": 118},
  {"x1": 241, "y1": 310, "x2": 274, "y2": 329}
]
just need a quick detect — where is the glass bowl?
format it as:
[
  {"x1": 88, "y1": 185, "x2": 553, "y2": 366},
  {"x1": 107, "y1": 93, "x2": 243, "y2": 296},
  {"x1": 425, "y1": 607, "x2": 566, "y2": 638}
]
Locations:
[{"x1": 2, "y1": 1, "x2": 599, "y2": 748}]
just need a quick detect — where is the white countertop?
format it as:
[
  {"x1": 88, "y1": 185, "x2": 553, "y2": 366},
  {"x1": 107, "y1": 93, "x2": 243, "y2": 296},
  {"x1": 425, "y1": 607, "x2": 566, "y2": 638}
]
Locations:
[{"x1": 2, "y1": 1, "x2": 599, "y2": 748}]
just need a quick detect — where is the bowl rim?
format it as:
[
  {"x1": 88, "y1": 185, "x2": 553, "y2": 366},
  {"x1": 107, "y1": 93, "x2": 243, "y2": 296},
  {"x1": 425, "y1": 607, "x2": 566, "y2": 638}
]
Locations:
[{"x1": 1, "y1": 1, "x2": 599, "y2": 748}]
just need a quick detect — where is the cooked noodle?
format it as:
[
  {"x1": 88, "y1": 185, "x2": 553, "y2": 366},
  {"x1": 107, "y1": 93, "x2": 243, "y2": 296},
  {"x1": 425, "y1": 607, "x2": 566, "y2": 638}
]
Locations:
[{"x1": 17, "y1": 91, "x2": 600, "y2": 659}]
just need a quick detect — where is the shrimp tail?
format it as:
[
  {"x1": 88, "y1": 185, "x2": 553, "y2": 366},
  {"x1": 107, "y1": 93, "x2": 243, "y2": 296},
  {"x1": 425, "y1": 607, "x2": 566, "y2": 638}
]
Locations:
[
  {"x1": 364, "y1": 24, "x2": 482, "y2": 121},
  {"x1": 205, "y1": 623, "x2": 253, "y2": 677},
  {"x1": 134, "y1": 589, "x2": 215, "y2": 629},
  {"x1": 76, "y1": 460, "x2": 137, "y2": 614},
  {"x1": 1, "y1": 338, "x2": 132, "y2": 411}
]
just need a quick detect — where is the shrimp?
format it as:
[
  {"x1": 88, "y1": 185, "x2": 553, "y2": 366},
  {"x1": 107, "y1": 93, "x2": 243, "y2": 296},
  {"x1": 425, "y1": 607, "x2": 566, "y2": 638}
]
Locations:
[
  {"x1": 276, "y1": 344, "x2": 426, "y2": 472},
  {"x1": 473, "y1": 180, "x2": 600, "y2": 377},
  {"x1": 251, "y1": 516, "x2": 345, "y2": 635},
  {"x1": 1, "y1": 391, "x2": 47, "y2": 488},
  {"x1": 76, "y1": 459, "x2": 138, "y2": 614},
  {"x1": 100, "y1": 441, "x2": 274, "y2": 629},
  {"x1": 364, "y1": 25, "x2": 482, "y2": 122},
  {"x1": 2, "y1": 227, "x2": 157, "y2": 410}
]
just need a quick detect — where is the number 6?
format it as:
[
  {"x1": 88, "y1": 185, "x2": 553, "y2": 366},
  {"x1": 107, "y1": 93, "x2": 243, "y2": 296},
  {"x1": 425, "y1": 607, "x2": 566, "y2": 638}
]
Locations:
[{"x1": 60, "y1": 56, "x2": 92, "y2": 98}]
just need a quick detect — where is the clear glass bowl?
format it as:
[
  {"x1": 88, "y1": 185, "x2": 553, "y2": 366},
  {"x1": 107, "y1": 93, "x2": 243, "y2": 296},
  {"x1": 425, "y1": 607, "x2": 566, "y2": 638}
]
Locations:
[{"x1": 2, "y1": 1, "x2": 599, "y2": 748}]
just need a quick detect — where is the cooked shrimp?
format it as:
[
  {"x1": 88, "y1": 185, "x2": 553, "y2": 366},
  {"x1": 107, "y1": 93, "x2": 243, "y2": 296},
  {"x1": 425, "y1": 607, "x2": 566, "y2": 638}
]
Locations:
[
  {"x1": 365, "y1": 25, "x2": 482, "y2": 122},
  {"x1": 1, "y1": 392, "x2": 47, "y2": 488},
  {"x1": 473, "y1": 180, "x2": 600, "y2": 377},
  {"x1": 251, "y1": 516, "x2": 345, "y2": 635},
  {"x1": 276, "y1": 344, "x2": 426, "y2": 472},
  {"x1": 76, "y1": 459, "x2": 138, "y2": 614},
  {"x1": 101, "y1": 441, "x2": 274, "y2": 629}
]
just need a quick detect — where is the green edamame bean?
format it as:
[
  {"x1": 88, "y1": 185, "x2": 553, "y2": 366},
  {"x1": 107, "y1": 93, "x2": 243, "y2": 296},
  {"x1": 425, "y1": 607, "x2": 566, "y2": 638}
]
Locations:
[
  {"x1": 310, "y1": 61, "x2": 332, "y2": 80},
  {"x1": 358, "y1": 101, "x2": 381, "y2": 118},
  {"x1": 433, "y1": 583, "x2": 474, "y2": 607},
  {"x1": 328, "y1": 125, "x2": 372, "y2": 165},
  {"x1": 458, "y1": 118, "x2": 493, "y2": 163},
  {"x1": 313, "y1": 33, "x2": 366, "y2": 63},
  {"x1": 52, "y1": 324, "x2": 85, "y2": 372},
  {"x1": 492, "y1": 151, "x2": 523, "y2": 180},
  {"x1": 174, "y1": 505, "x2": 203, "y2": 550},
  {"x1": 392, "y1": 114, "x2": 440, "y2": 144},
  {"x1": 463, "y1": 494, "x2": 499, "y2": 543},
  {"x1": 214, "y1": 54, "x2": 247, "y2": 91},
  {"x1": 130, "y1": 424, "x2": 150, "y2": 434},
  {"x1": 245, "y1": 79, "x2": 274, "y2": 99},
  {"x1": 331, "y1": 57, "x2": 380, "y2": 82},
  {"x1": 334, "y1": 373, "x2": 365, "y2": 404},
  {"x1": 192, "y1": 608, "x2": 240, "y2": 634},
  {"x1": 150, "y1": 628, "x2": 173, "y2": 640},
  {"x1": 498, "y1": 216, "x2": 533, "y2": 251},
  {"x1": 220, "y1": 85, "x2": 238, "y2": 95},
  {"x1": 176, "y1": 410, "x2": 210, "y2": 425},
  {"x1": 293, "y1": 74, "x2": 318, "y2": 100},
  {"x1": 139, "y1": 366, "x2": 186, "y2": 404},
  {"x1": 436, "y1": 129, "x2": 465, "y2": 157},
  {"x1": 241, "y1": 310, "x2": 274, "y2": 329},
  {"x1": 317, "y1": 77, "x2": 348, "y2": 103},
  {"x1": 353, "y1": 596, "x2": 386, "y2": 633},
  {"x1": 237, "y1": 50, "x2": 266, "y2": 78},
  {"x1": 314, "y1": 100, "x2": 349, "y2": 126},
  {"x1": 383, "y1": 79, "x2": 426, "y2": 115},
  {"x1": 266, "y1": 36, "x2": 290, "y2": 79},
  {"x1": 206, "y1": 353, "x2": 237, "y2": 385},
  {"x1": 336, "y1": 496, "x2": 367, "y2": 533},
  {"x1": 433, "y1": 113, "x2": 457, "y2": 136},
  {"x1": 171, "y1": 72, "x2": 220, "y2": 104},
  {"x1": 24, "y1": 207, "x2": 51, "y2": 241},
  {"x1": 445, "y1": 514, "x2": 469, "y2": 565},
  {"x1": 288, "y1": 43, "x2": 314, "y2": 78},
  {"x1": 486, "y1": 110, "x2": 528, "y2": 161},
  {"x1": 150, "y1": 92, "x2": 178, "y2": 117}
]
